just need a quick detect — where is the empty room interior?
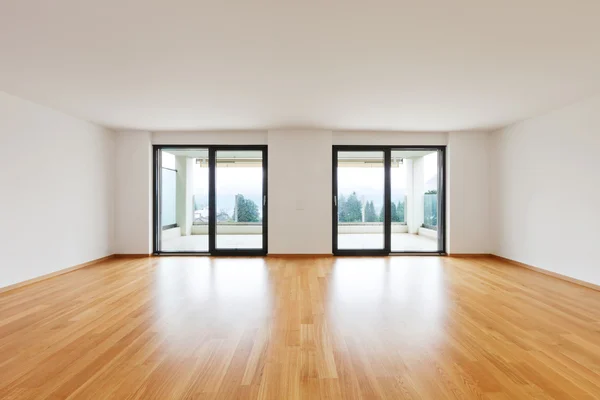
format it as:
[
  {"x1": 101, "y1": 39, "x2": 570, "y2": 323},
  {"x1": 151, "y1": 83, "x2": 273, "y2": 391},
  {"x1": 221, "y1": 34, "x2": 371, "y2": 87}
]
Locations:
[{"x1": 1, "y1": 1, "x2": 600, "y2": 399}]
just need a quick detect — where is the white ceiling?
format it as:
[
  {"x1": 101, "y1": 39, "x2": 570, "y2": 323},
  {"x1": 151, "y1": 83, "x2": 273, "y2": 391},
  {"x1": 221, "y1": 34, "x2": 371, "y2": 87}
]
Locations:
[{"x1": 1, "y1": 0, "x2": 599, "y2": 132}]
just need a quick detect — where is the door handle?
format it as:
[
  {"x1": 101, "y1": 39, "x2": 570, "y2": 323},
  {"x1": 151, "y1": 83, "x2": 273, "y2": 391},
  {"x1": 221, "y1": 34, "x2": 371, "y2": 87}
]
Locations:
[{"x1": 334, "y1": 195, "x2": 337, "y2": 206}]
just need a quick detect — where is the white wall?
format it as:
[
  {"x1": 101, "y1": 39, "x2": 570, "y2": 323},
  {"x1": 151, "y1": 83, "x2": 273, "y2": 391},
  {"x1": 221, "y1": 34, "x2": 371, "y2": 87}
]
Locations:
[
  {"x1": 113, "y1": 129, "x2": 491, "y2": 255},
  {"x1": 447, "y1": 131, "x2": 491, "y2": 254},
  {"x1": 0, "y1": 92, "x2": 115, "y2": 288},
  {"x1": 490, "y1": 95, "x2": 600, "y2": 285},
  {"x1": 333, "y1": 131, "x2": 447, "y2": 146},
  {"x1": 114, "y1": 131, "x2": 152, "y2": 254},
  {"x1": 268, "y1": 130, "x2": 332, "y2": 254},
  {"x1": 5, "y1": 87, "x2": 595, "y2": 284},
  {"x1": 153, "y1": 131, "x2": 267, "y2": 145}
]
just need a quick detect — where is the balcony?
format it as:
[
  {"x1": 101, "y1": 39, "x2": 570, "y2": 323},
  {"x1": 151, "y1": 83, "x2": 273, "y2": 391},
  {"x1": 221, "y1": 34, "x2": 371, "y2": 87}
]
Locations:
[
  {"x1": 161, "y1": 222, "x2": 263, "y2": 251},
  {"x1": 161, "y1": 222, "x2": 437, "y2": 252},
  {"x1": 162, "y1": 192, "x2": 439, "y2": 252}
]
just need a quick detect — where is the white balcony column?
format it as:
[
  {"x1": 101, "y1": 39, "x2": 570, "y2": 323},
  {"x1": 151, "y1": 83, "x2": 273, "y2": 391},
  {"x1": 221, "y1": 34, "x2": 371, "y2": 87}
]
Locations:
[
  {"x1": 405, "y1": 158, "x2": 415, "y2": 233},
  {"x1": 175, "y1": 156, "x2": 194, "y2": 236},
  {"x1": 405, "y1": 157, "x2": 425, "y2": 234},
  {"x1": 186, "y1": 158, "x2": 194, "y2": 234},
  {"x1": 412, "y1": 156, "x2": 426, "y2": 233}
]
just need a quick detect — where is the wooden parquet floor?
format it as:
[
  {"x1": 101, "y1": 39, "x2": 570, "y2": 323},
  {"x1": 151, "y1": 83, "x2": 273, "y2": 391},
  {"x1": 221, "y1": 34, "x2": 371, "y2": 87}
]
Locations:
[{"x1": 1, "y1": 256, "x2": 600, "y2": 399}]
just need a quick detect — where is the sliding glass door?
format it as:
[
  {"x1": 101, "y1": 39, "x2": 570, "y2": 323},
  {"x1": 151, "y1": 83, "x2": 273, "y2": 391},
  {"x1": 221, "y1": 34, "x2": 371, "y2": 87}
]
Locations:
[
  {"x1": 390, "y1": 148, "x2": 444, "y2": 252},
  {"x1": 333, "y1": 148, "x2": 390, "y2": 255},
  {"x1": 157, "y1": 148, "x2": 209, "y2": 252},
  {"x1": 212, "y1": 148, "x2": 267, "y2": 254},
  {"x1": 332, "y1": 146, "x2": 445, "y2": 255},
  {"x1": 154, "y1": 146, "x2": 267, "y2": 255}
]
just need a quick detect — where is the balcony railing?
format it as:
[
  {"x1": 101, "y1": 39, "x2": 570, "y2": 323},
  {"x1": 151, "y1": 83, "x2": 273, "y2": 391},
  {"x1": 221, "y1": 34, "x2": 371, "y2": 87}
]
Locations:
[
  {"x1": 423, "y1": 193, "x2": 438, "y2": 230},
  {"x1": 190, "y1": 221, "x2": 262, "y2": 235},
  {"x1": 337, "y1": 222, "x2": 408, "y2": 234}
]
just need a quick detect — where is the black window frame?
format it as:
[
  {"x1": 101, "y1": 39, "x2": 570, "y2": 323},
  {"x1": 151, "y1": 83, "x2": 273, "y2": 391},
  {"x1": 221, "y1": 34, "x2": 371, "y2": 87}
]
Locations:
[
  {"x1": 332, "y1": 145, "x2": 446, "y2": 256},
  {"x1": 153, "y1": 144, "x2": 268, "y2": 256}
]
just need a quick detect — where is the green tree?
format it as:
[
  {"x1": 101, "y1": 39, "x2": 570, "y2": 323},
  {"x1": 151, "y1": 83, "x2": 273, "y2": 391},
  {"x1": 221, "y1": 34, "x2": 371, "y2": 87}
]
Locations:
[
  {"x1": 390, "y1": 202, "x2": 398, "y2": 222},
  {"x1": 234, "y1": 194, "x2": 260, "y2": 222},
  {"x1": 337, "y1": 194, "x2": 347, "y2": 221},
  {"x1": 423, "y1": 192, "x2": 437, "y2": 228},
  {"x1": 396, "y1": 200, "x2": 405, "y2": 222},
  {"x1": 378, "y1": 201, "x2": 406, "y2": 223},
  {"x1": 339, "y1": 192, "x2": 362, "y2": 222},
  {"x1": 364, "y1": 201, "x2": 378, "y2": 222},
  {"x1": 379, "y1": 203, "x2": 399, "y2": 222}
]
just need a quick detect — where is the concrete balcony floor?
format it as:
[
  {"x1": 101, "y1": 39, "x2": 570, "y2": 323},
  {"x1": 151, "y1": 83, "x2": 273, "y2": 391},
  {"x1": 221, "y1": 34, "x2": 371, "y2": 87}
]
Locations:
[
  {"x1": 339, "y1": 233, "x2": 438, "y2": 251},
  {"x1": 160, "y1": 233, "x2": 437, "y2": 252},
  {"x1": 161, "y1": 234, "x2": 262, "y2": 252}
]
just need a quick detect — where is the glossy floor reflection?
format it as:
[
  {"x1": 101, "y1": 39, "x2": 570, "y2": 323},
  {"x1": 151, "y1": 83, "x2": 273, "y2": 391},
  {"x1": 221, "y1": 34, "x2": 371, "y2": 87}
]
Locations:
[{"x1": 1, "y1": 256, "x2": 600, "y2": 399}]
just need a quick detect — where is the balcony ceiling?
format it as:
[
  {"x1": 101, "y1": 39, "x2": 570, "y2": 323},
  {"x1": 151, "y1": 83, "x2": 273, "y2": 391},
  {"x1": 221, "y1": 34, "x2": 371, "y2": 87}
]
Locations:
[
  {"x1": 391, "y1": 150, "x2": 437, "y2": 159},
  {"x1": 164, "y1": 149, "x2": 209, "y2": 159},
  {"x1": 1, "y1": 0, "x2": 599, "y2": 132},
  {"x1": 164, "y1": 150, "x2": 262, "y2": 159}
]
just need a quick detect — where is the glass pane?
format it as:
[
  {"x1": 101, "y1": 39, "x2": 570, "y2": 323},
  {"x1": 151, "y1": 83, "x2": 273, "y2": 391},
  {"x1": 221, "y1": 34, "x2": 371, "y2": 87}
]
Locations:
[
  {"x1": 337, "y1": 151, "x2": 385, "y2": 250},
  {"x1": 216, "y1": 150, "x2": 263, "y2": 249},
  {"x1": 390, "y1": 150, "x2": 439, "y2": 251},
  {"x1": 160, "y1": 148, "x2": 209, "y2": 252},
  {"x1": 161, "y1": 168, "x2": 177, "y2": 227}
]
